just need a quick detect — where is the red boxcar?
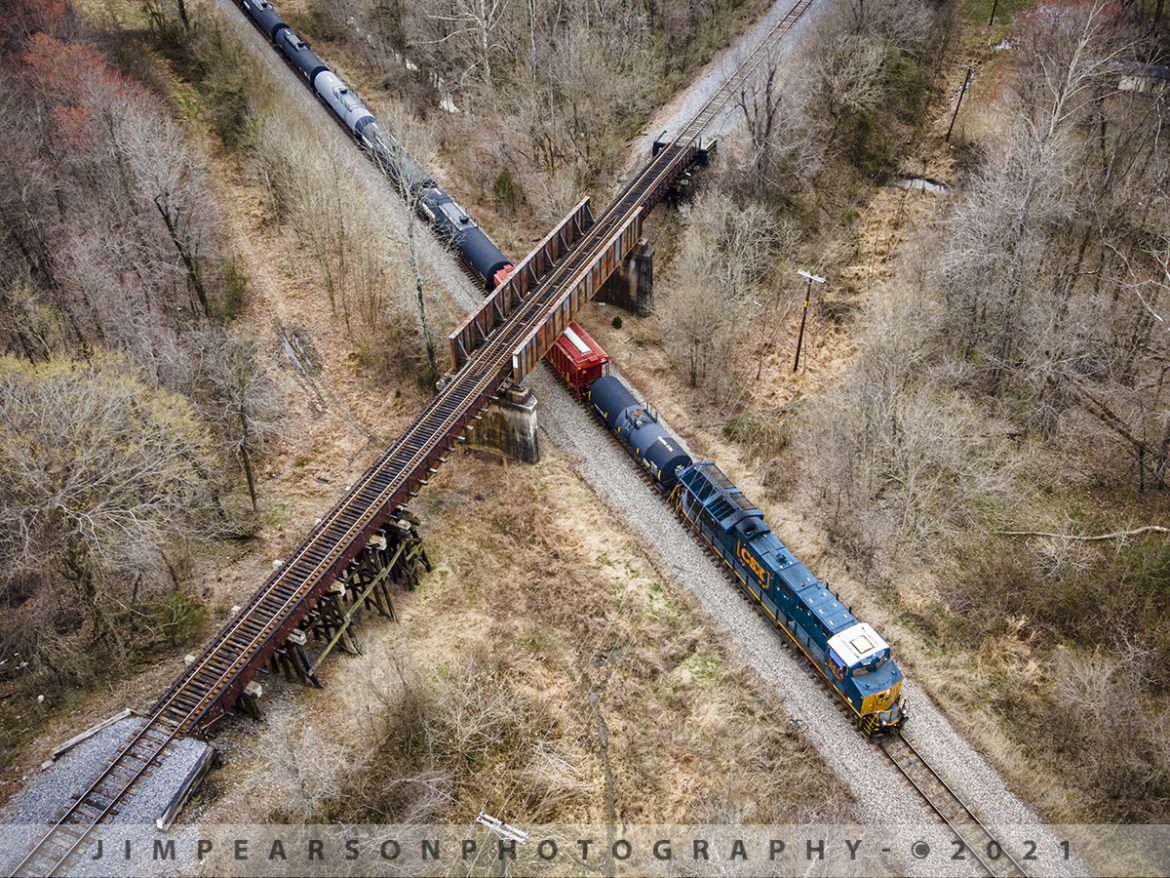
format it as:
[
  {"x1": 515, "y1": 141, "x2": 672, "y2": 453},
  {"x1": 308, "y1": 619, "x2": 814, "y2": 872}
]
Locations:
[{"x1": 547, "y1": 321, "x2": 609, "y2": 397}]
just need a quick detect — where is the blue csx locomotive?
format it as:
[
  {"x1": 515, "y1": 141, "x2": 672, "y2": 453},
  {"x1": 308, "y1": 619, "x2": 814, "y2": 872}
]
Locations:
[
  {"x1": 237, "y1": 0, "x2": 514, "y2": 290},
  {"x1": 589, "y1": 376, "x2": 906, "y2": 734}
]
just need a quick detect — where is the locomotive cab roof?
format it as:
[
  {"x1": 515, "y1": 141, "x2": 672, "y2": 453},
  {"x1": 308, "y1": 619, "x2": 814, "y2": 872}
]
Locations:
[{"x1": 827, "y1": 623, "x2": 890, "y2": 670}]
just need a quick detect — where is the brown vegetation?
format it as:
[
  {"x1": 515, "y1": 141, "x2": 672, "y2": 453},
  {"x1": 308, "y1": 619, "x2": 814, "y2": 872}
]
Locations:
[
  {"x1": 604, "y1": 0, "x2": 1170, "y2": 823},
  {"x1": 207, "y1": 453, "x2": 853, "y2": 829},
  {"x1": 0, "y1": 354, "x2": 217, "y2": 683},
  {"x1": 0, "y1": 3, "x2": 263, "y2": 697},
  {"x1": 277, "y1": 0, "x2": 773, "y2": 244},
  {"x1": 798, "y1": 0, "x2": 1170, "y2": 821},
  {"x1": 646, "y1": 0, "x2": 946, "y2": 398}
]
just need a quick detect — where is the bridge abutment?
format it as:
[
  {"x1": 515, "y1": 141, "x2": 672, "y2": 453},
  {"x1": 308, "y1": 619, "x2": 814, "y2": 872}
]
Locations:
[
  {"x1": 597, "y1": 238, "x2": 654, "y2": 316},
  {"x1": 467, "y1": 381, "x2": 540, "y2": 464}
]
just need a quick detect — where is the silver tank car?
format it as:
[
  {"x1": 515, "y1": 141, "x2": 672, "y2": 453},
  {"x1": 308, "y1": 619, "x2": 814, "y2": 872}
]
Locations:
[{"x1": 313, "y1": 71, "x2": 375, "y2": 135}]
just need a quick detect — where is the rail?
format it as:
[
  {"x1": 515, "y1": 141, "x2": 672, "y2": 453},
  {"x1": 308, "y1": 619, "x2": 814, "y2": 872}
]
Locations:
[
  {"x1": 7, "y1": 2, "x2": 817, "y2": 875},
  {"x1": 880, "y1": 734, "x2": 1031, "y2": 878}
]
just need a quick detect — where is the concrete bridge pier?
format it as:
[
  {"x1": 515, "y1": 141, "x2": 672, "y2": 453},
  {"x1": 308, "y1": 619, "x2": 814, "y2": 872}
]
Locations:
[
  {"x1": 597, "y1": 238, "x2": 654, "y2": 316},
  {"x1": 468, "y1": 381, "x2": 540, "y2": 464}
]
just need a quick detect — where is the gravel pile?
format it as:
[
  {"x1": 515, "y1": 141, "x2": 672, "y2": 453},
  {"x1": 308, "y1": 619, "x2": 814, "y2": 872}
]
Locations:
[
  {"x1": 0, "y1": 715, "x2": 211, "y2": 877},
  {"x1": 530, "y1": 364, "x2": 1081, "y2": 877}
]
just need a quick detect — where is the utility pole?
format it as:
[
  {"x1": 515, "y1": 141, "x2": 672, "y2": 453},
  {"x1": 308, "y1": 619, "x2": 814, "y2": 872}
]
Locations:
[
  {"x1": 476, "y1": 812, "x2": 528, "y2": 878},
  {"x1": 793, "y1": 270, "x2": 825, "y2": 373},
  {"x1": 946, "y1": 66, "x2": 974, "y2": 142}
]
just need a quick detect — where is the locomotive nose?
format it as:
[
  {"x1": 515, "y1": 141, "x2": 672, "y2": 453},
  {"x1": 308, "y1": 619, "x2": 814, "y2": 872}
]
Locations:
[{"x1": 878, "y1": 698, "x2": 906, "y2": 731}]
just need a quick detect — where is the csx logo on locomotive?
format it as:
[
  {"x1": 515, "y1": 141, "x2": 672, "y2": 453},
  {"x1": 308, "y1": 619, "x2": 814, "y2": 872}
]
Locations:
[{"x1": 737, "y1": 541, "x2": 770, "y2": 589}]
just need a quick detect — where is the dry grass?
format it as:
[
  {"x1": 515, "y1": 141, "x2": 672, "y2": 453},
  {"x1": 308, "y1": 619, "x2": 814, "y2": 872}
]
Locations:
[
  {"x1": 586, "y1": 33, "x2": 1170, "y2": 821},
  {"x1": 4, "y1": 0, "x2": 849, "y2": 832},
  {"x1": 2, "y1": 0, "x2": 438, "y2": 808},
  {"x1": 203, "y1": 451, "x2": 854, "y2": 827}
]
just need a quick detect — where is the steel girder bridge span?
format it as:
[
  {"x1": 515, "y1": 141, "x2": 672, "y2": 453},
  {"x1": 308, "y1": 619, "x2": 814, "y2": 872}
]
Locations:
[{"x1": 7, "y1": 2, "x2": 815, "y2": 875}]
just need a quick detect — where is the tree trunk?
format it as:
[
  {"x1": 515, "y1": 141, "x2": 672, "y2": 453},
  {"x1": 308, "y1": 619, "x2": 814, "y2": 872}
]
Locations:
[
  {"x1": 407, "y1": 223, "x2": 438, "y2": 382},
  {"x1": 154, "y1": 195, "x2": 210, "y2": 317},
  {"x1": 240, "y1": 445, "x2": 258, "y2": 512},
  {"x1": 239, "y1": 402, "x2": 258, "y2": 511}
]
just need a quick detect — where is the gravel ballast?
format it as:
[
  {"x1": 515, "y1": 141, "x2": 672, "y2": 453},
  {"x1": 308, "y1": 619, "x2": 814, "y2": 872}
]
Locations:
[
  {"x1": 0, "y1": 2, "x2": 1084, "y2": 875},
  {"x1": 215, "y1": 0, "x2": 1083, "y2": 869},
  {"x1": 530, "y1": 364, "x2": 1081, "y2": 877},
  {"x1": 210, "y1": 0, "x2": 485, "y2": 318},
  {"x1": 0, "y1": 715, "x2": 211, "y2": 877},
  {"x1": 632, "y1": 0, "x2": 833, "y2": 160}
]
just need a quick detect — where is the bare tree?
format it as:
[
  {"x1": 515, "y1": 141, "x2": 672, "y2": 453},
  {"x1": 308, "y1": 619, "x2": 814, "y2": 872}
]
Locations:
[
  {"x1": 195, "y1": 329, "x2": 282, "y2": 513},
  {"x1": 0, "y1": 353, "x2": 216, "y2": 671},
  {"x1": 663, "y1": 242, "x2": 728, "y2": 389},
  {"x1": 661, "y1": 191, "x2": 788, "y2": 393},
  {"x1": 424, "y1": 0, "x2": 512, "y2": 97},
  {"x1": 374, "y1": 113, "x2": 445, "y2": 384},
  {"x1": 735, "y1": 63, "x2": 826, "y2": 204}
]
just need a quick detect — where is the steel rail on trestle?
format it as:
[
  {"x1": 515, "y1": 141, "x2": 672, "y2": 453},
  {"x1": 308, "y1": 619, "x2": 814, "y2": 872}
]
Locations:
[{"x1": 6, "y1": 3, "x2": 816, "y2": 875}]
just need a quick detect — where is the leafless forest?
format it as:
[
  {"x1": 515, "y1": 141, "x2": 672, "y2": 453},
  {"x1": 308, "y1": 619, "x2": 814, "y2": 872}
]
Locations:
[
  {"x1": 652, "y1": 0, "x2": 1170, "y2": 820},
  {"x1": 1, "y1": 0, "x2": 1168, "y2": 832},
  {"x1": 0, "y1": 4, "x2": 275, "y2": 685}
]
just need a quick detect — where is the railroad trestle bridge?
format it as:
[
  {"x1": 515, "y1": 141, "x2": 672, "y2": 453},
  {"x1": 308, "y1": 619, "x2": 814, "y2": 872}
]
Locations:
[{"x1": 8, "y1": 2, "x2": 816, "y2": 874}]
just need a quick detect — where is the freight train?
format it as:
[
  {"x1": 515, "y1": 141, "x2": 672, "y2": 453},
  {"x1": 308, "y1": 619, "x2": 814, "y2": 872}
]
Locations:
[
  {"x1": 551, "y1": 325, "x2": 907, "y2": 735},
  {"x1": 237, "y1": 0, "x2": 514, "y2": 290},
  {"x1": 238, "y1": 0, "x2": 904, "y2": 734}
]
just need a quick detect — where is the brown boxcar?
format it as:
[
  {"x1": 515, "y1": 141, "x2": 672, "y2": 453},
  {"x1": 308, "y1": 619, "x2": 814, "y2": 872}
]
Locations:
[{"x1": 546, "y1": 321, "x2": 609, "y2": 397}]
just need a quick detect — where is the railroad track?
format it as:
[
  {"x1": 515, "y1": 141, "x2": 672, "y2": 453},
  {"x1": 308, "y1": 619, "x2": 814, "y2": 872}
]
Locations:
[
  {"x1": 7, "y1": 4, "x2": 817, "y2": 876},
  {"x1": 880, "y1": 734, "x2": 1030, "y2": 878},
  {"x1": 673, "y1": 0, "x2": 814, "y2": 144},
  {"x1": 569, "y1": 375, "x2": 1032, "y2": 878}
]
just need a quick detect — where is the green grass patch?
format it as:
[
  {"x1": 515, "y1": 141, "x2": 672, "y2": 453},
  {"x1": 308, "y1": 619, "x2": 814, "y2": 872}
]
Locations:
[
  {"x1": 157, "y1": 590, "x2": 209, "y2": 645},
  {"x1": 964, "y1": 0, "x2": 1034, "y2": 26},
  {"x1": 675, "y1": 650, "x2": 720, "y2": 686}
]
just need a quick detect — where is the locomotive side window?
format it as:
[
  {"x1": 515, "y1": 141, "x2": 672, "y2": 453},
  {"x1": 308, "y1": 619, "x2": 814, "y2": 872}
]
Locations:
[{"x1": 828, "y1": 651, "x2": 846, "y2": 680}]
